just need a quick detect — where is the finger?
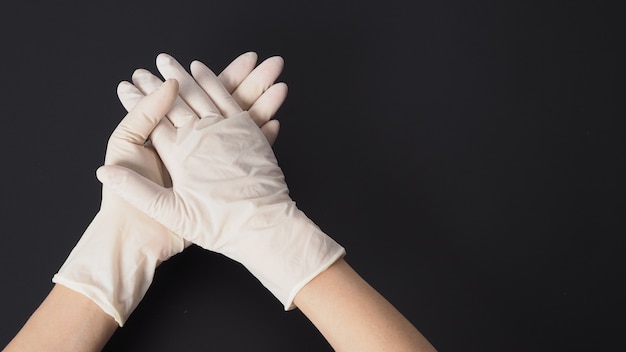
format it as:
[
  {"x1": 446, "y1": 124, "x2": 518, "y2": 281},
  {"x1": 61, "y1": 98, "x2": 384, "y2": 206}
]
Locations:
[
  {"x1": 96, "y1": 165, "x2": 180, "y2": 234},
  {"x1": 150, "y1": 117, "x2": 177, "y2": 155},
  {"x1": 260, "y1": 119, "x2": 280, "y2": 146},
  {"x1": 248, "y1": 82, "x2": 288, "y2": 126},
  {"x1": 231, "y1": 56, "x2": 284, "y2": 110},
  {"x1": 117, "y1": 81, "x2": 144, "y2": 112},
  {"x1": 117, "y1": 80, "x2": 177, "y2": 157},
  {"x1": 217, "y1": 52, "x2": 258, "y2": 93},
  {"x1": 190, "y1": 60, "x2": 243, "y2": 118},
  {"x1": 110, "y1": 79, "x2": 178, "y2": 145},
  {"x1": 156, "y1": 53, "x2": 222, "y2": 119},
  {"x1": 132, "y1": 68, "x2": 197, "y2": 128}
]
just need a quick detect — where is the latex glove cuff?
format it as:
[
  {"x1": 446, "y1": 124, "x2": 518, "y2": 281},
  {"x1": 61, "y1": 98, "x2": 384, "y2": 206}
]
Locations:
[{"x1": 53, "y1": 210, "x2": 184, "y2": 326}]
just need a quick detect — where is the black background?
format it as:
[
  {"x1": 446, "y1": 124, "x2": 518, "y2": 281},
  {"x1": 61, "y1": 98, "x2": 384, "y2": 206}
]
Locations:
[{"x1": 0, "y1": 1, "x2": 623, "y2": 351}]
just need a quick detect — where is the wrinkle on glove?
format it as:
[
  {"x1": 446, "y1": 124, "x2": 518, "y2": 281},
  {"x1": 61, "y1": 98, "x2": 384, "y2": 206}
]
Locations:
[{"x1": 98, "y1": 112, "x2": 345, "y2": 309}]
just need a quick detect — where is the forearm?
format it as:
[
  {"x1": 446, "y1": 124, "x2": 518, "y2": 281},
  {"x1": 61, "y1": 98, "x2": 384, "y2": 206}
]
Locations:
[
  {"x1": 3, "y1": 284, "x2": 118, "y2": 352},
  {"x1": 294, "y1": 258, "x2": 437, "y2": 352}
]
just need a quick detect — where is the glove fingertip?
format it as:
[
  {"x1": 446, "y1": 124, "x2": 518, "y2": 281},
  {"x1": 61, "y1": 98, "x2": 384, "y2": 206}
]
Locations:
[
  {"x1": 96, "y1": 165, "x2": 123, "y2": 191},
  {"x1": 156, "y1": 52, "x2": 176, "y2": 67},
  {"x1": 117, "y1": 80, "x2": 132, "y2": 93}
]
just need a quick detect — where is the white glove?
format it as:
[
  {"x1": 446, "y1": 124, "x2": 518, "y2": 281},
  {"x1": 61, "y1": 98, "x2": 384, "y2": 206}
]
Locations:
[
  {"x1": 97, "y1": 68, "x2": 345, "y2": 310},
  {"x1": 53, "y1": 52, "x2": 289, "y2": 326},
  {"x1": 53, "y1": 80, "x2": 185, "y2": 326}
]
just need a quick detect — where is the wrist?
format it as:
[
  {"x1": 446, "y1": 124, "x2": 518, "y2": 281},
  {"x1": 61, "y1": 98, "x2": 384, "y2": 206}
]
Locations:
[
  {"x1": 53, "y1": 209, "x2": 184, "y2": 326},
  {"x1": 223, "y1": 205, "x2": 345, "y2": 310},
  {"x1": 3, "y1": 284, "x2": 118, "y2": 351}
]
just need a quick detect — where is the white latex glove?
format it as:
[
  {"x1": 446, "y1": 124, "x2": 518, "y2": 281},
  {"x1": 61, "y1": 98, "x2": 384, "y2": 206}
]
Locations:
[
  {"x1": 53, "y1": 52, "x2": 288, "y2": 326},
  {"x1": 97, "y1": 68, "x2": 346, "y2": 310},
  {"x1": 53, "y1": 80, "x2": 185, "y2": 326}
]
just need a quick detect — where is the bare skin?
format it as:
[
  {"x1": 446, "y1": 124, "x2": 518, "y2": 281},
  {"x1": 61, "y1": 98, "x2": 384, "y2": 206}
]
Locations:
[
  {"x1": 295, "y1": 258, "x2": 437, "y2": 352},
  {"x1": 5, "y1": 259, "x2": 437, "y2": 352},
  {"x1": 3, "y1": 285, "x2": 117, "y2": 352}
]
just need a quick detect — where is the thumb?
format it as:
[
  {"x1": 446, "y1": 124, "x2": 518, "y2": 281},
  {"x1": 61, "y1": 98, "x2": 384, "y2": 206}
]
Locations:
[
  {"x1": 111, "y1": 79, "x2": 179, "y2": 145},
  {"x1": 96, "y1": 165, "x2": 177, "y2": 230}
]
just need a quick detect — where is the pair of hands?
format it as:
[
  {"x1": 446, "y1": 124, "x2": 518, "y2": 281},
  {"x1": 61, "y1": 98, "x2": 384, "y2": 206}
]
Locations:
[
  {"x1": 53, "y1": 53, "x2": 344, "y2": 326},
  {"x1": 13, "y1": 52, "x2": 434, "y2": 352}
]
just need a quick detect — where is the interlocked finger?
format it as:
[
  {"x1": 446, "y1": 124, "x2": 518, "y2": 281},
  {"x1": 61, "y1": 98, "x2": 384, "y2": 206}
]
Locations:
[
  {"x1": 231, "y1": 56, "x2": 284, "y2": 110},
  {"x1": 132, "y1": 68, "x2": 198, "y2": 128},
  {"x1": 117, "y1": 81, "x2": 177, "y2": 154},
  {"x1": 190, "y1": 60, "x2": 243, "y2": 118},
  {"x1": 156, "y1": 53, "x2": 224, "y2": 120},
  {"x1": 217, "y1": 51, "x2": 258, "y2": 94},
  {"x1": 247, "y1": 82, "x2": 288, "y2": 127}
]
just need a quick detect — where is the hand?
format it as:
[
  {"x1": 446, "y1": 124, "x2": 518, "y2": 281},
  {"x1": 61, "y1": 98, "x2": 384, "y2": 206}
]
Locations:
[
  {"x1": 52, "y1": 80, "x2": 184, "y2": 326},
  {"x1": 52, "y1": 52, "x2": 288, "y2": 326},
  {"x1": 97, "y1": 70, "x2": 345, "y2": 310}
]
